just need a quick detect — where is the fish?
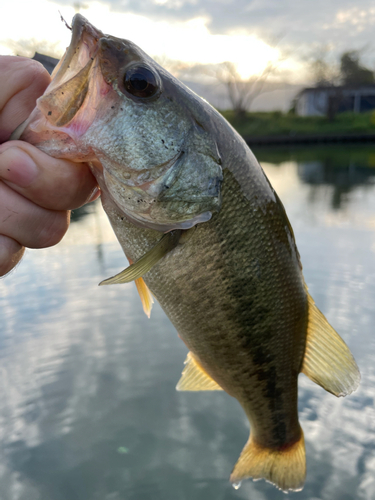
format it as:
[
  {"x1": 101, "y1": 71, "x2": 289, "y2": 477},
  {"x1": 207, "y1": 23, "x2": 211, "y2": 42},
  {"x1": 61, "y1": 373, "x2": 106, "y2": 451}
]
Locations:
[{"x1": 13, "y1": 14, "x2": 360, "y2": 492}]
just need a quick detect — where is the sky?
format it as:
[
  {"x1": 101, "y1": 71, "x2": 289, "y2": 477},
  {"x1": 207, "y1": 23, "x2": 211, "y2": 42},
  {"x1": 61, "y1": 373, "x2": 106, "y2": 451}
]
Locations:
[{"x1": 0, "y1": 0, "x2": 375, "y2": 107}]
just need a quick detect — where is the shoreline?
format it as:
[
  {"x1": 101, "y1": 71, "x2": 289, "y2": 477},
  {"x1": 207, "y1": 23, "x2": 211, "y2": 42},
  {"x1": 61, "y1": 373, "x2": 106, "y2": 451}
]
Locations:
[{"x1": 245, "y1": 133, "x2": 375, "y2": 146}]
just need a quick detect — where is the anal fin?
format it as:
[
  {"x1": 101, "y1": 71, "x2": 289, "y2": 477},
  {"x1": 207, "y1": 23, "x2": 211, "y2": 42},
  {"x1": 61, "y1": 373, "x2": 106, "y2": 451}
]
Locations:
[
  {"x1": 301, "y1": 289, "x2": 360, "y2": 397},
  {"x1": 176, "y1": 352, "x2": 223, "y2": 391}
]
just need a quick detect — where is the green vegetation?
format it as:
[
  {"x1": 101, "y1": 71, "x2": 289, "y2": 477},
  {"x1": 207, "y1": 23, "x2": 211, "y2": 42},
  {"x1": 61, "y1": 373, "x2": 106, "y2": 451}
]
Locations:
[
  {"x1": 251, "y1": 143, "x2": 375, "y2": 169},
  {"x1": 220, "y1": 110, "x2": 375, "y2": 138}
]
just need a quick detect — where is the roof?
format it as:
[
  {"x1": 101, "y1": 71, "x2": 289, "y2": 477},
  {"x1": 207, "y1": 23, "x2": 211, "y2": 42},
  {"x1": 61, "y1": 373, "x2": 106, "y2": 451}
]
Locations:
[
  {"x1": 299, "y1": 84, "x2": 375, "y2": 94},
  {"x1": 32, "y1": 52, "x2": 59, "y2": 75}
]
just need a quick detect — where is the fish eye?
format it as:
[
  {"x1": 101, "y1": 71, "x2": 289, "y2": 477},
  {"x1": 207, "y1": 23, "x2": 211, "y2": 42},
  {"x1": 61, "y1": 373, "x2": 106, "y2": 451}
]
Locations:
[{"x1": 124, "y1": 66, "x2": 158, "y2": 98}]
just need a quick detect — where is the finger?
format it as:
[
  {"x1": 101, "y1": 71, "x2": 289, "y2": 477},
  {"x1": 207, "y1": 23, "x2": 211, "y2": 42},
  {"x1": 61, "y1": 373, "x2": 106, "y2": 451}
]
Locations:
[
  {"x1": 0, "y1": 57, "x2": 50, "y2": 143},
  {"x1": 0, "y1": 141, "x2": 98, "y2": 211},
  {"x1": 0, "y1": 235, "x2": 25, "y2": 277},
  {"x1": 0, "y1": 181, "x2": 69, "y2": 249}
]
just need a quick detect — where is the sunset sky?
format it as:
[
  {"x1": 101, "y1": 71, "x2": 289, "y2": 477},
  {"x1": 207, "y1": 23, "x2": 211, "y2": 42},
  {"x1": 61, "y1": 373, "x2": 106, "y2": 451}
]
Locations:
[{"x1": 0, "y1": 0, "x2": 374, "y2": 84}]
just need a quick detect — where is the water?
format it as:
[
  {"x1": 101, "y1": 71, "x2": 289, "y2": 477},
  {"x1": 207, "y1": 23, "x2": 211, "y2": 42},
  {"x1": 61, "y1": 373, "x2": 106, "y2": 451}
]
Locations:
[
  {"x1": 1, "y1": 144, "x2": 375, "y2": 500},
  {"x1": 232, "y1": 481, "x2": 242, "y2": 490}
]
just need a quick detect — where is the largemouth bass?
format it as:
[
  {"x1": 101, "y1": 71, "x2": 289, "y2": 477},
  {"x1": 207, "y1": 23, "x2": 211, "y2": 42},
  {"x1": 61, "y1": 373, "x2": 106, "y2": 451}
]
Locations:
[{"x1": 13, "y1": 15, "x2": 360, "y2": 491}]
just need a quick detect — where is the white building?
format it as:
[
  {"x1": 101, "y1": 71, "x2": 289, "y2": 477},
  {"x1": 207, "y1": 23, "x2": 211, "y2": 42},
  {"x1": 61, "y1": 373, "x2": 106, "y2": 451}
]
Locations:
[{"x1": 295, "y1": 86, "x2": 375, "y2": 116}]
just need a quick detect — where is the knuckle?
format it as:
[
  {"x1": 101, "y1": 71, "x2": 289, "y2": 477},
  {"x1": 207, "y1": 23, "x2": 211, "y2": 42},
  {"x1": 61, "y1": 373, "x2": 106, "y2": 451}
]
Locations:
[
  {"x1": 33, "y1": 210, "x2": 70, "y2": 248},
  {"x1": 46, "y1": 162, "x2": 97, "y2": 210},
  {"x1": 21, "y1": 58, "x2": 50, "y2": 90},
  {"x1": 0, "y1": 235, "x2": 24, "y2": 277},
  {"x1": 1, "y1": 56, "x2": 50, "y2": 94},
  {"x1": 0, "y1": 58, "x2": 50, "y2": 142}
]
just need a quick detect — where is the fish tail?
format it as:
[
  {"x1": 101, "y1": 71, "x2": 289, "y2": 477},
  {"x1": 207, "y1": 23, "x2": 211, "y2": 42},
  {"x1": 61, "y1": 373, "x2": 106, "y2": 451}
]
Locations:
[{"x1": 230, "y1": 428, "x2": 306, "y2": 492}]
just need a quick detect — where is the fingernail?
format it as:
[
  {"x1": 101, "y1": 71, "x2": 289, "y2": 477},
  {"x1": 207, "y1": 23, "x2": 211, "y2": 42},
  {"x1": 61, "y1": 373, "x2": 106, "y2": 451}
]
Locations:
[{"x1": 0, "y1": 146, "x2": 38, "y2": 187}]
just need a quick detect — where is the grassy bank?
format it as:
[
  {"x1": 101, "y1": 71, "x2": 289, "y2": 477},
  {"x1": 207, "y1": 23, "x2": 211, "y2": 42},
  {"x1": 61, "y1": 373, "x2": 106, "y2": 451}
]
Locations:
[
  {"x1": 220, "y1": 110, "x2": 375, "y2": 137},
  {"x1": 251, "y1": 143, "x2": 375, "y2": 168}
]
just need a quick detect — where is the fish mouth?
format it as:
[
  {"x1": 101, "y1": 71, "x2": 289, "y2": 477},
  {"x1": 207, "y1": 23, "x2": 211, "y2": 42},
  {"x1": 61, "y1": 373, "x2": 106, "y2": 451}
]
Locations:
[
  {"x1": 13, "y1": 14, "x2": 108, "y2": 157},
  {"x1": 51, "y1": 15, "x2": 103, "y2": 86},
  {"x1": 37, "y1": 14, "x2": 103, "y2": 128}
]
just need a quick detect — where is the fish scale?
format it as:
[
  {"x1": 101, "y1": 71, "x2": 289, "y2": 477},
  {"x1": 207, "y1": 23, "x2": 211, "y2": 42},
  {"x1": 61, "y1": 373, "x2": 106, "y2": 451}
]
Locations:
[{"x1": 107, "y1": 168, "x2": 306, "y2": 448}]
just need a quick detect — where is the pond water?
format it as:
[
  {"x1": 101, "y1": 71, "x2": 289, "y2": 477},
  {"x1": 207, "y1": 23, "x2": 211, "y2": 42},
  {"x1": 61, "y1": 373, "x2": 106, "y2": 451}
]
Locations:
[{"x1": 1, "y1": 144, "x2": 375, "y2": 500}]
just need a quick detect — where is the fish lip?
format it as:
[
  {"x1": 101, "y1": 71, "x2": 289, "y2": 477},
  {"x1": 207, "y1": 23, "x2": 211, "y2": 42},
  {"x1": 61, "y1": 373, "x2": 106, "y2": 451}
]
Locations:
[
  {"x1": 51, "y1": 14, "x2": 103, "y2": 88},
  {"x1": 14, "y1": 15, "x2": 108, "y2": 148}
]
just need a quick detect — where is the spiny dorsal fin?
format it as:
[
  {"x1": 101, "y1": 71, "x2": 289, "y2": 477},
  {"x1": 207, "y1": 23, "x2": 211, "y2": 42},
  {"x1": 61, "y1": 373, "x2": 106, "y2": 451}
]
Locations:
[
  {"x1": 176, "y1": 352, "x2": 223, "y2": 391},
  {"x1": 301, "y1": 290, "x2": 360, "y2": 397},
  {"x1": 99, "y1": 230, "x2": 181, "y2": 286}
]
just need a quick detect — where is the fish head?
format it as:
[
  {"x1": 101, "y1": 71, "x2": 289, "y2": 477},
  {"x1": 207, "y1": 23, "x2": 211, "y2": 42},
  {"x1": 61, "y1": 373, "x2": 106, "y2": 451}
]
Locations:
[{"x1": 18, "y1": 14, "x2": 223, "y2": 231}]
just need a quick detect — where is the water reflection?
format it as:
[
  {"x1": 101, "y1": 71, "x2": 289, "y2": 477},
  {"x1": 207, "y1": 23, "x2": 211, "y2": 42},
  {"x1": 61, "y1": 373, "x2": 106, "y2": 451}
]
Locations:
[
  {"x1": 254, "y1": 144, "x2": 375, "y2": 210},
  {"x1": 298, "y1": 161, "x2": 375, "y2": 210},
  {"x1": 0, "y1": 146, "x2": 374, "y2": 499}
]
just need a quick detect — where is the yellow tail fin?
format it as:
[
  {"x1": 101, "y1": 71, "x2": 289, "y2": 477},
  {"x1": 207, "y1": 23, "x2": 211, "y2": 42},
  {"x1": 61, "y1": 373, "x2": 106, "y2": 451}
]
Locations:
[{"x1": 230, "y1": 430, "x2": 306, "y2": 492}]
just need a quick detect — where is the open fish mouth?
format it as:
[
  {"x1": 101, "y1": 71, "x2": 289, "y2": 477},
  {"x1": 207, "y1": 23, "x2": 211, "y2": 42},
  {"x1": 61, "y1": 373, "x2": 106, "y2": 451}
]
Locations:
[
  {"x1": 49, "y1": 15, "x2": 103, "y2": 94},
  {"x1": 35, "y1": 15, "x2": 103, "y2": 128},
  {"x1": 12, "y1": 15, "x2": 108, "y2": 158}
]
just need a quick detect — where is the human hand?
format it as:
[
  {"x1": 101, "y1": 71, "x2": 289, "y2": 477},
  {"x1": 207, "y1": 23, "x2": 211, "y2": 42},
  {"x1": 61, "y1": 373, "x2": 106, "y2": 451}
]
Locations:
[{"x1": 0, "y1": 56, "x2": 98, "y2": 277}]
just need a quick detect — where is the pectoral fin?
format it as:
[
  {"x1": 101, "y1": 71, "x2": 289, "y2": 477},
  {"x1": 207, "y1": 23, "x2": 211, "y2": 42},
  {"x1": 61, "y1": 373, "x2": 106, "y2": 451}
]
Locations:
[
  {"x1": 99, "y1": 230, "x2": 182, "y2": 286},
  {"x1": 134, "y1": 277, "x2": 154, "y2": 318},
  {"x1": 176, "y1": 352, "x2": 223, "y2": 391},
  {"x1": 301, "y1": 289, "x2": 360, "y2": 397}
]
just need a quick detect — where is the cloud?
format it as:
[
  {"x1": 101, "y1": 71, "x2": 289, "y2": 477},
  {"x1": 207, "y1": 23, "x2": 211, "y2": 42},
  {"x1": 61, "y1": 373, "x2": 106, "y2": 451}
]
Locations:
[
  {"x1": 47, "y1": 0, "x2": 375, "y2": 74},
  {"x1": 59, "y1": 0, "x2": 375, "y2": 47},
  {"x1": 2, "y1": 0, "x2": 374, "y2": 87}
]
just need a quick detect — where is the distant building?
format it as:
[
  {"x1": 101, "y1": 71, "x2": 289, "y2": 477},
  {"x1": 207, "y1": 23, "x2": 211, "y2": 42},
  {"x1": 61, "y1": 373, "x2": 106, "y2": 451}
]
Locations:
[
  {"x1": 32, "y1": 52, "x2": 59, "y2": 75},
  {"x1": 295, "y1": 86, "x2": 375, "y2": 116}
]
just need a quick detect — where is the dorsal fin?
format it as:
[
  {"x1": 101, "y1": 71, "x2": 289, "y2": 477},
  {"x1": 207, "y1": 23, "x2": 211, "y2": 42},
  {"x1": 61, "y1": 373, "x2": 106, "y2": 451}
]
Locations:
[
  {"x1": 301, "y1": 290, "x2": 360, "y2": 397},
  {"x1": 176, "y1": 352, "x2": 223, "y2": 391}
]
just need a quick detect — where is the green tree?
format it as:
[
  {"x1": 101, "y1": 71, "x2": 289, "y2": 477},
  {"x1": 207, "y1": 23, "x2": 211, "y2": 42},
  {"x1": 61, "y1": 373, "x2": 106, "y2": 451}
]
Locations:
[
  {"x1": 310, "y1": 46, "x2": 340, "y2": 87},
  {"x1": 309, "y1": 48, "x2": 375, "y2": 120},
  {"x1": 340, "y1": 51, "x2": 375, "y2": 86}
]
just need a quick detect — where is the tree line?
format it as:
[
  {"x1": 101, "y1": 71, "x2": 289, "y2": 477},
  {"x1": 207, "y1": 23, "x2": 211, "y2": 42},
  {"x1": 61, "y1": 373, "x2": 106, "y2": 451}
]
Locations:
[
  {"x1": 312, "y1": 49, "x2": 374, "y2": 87},
  {"x1": 309, "y1": 49, "x2": 375, "y2": 119}
]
